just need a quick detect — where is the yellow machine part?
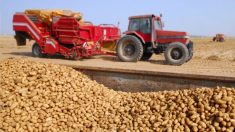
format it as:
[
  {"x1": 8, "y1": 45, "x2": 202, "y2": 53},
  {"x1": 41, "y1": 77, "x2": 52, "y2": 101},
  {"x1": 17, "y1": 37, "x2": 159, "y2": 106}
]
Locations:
[
  {"x1": 24, "y1": 9, "x2": 83, "y2": 24},
  {"x1": 102, "y1": 41, "x2": 117, "y2": 51}
]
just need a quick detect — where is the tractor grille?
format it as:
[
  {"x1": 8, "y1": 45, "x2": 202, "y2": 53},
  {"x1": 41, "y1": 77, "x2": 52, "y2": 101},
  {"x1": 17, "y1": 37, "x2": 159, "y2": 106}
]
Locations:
[{"x1": 27, "y1": 15, "x2": 39, "y2": 22}]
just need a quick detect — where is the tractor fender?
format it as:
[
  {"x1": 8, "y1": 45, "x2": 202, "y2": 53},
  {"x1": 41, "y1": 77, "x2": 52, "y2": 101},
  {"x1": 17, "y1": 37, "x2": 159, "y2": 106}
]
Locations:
[{"x1": 124, "y1": 31, "x2": 145, "y2": 44}]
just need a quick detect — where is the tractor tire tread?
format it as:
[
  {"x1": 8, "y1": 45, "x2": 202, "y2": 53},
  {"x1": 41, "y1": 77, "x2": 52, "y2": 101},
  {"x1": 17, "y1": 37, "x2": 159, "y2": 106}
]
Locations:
[
  {"x1": 116, "y1": 35, "x2": 143, "y2": 62},
  {"x1": 164, "y1": 42, "x2": 189, "y2": 66}
]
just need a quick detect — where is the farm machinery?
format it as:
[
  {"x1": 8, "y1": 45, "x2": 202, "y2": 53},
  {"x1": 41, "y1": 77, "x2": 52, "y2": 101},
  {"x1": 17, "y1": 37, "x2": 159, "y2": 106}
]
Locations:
[
  {"x1": 116, "y1": 14, "x2": 193, "y2": 65},
  {"x1": 13, "y1": 10, "x2": 120, "y2": 60},
  {"x1": 213, "y1": 34, "x2": 225, "y2": 42},
  {"x1": 13, "y1": 10, "x2": 193, "y2": 65}
]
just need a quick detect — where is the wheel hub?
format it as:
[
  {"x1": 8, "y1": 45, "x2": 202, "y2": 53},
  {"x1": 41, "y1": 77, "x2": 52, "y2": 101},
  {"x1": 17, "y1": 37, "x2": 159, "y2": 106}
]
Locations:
[
  {"x1": 124, "y1": 44, "x2": 135, "y2": 56},
  {"x1": 171, "y1": 48, "x2": 182, "y2": 60}
]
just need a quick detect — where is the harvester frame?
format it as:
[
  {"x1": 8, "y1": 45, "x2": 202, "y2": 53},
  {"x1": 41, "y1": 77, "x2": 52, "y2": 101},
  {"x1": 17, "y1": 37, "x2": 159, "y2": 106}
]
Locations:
[{"x1": 13, "y1": 11, "x2": 120, "y2": 60}]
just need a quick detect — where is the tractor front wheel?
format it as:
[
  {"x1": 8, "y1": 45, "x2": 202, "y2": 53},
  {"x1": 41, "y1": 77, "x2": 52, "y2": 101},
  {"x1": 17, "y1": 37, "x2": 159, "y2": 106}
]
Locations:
[
  {"x1": 116, "y1": 35, "x2": 143, "y2": 62},
  {"x1": 164, "y1": 42, "x2": 189, "y2": 65},
  {"x1": 32, "y1": 43, "x2": 45, "y2": 57}
]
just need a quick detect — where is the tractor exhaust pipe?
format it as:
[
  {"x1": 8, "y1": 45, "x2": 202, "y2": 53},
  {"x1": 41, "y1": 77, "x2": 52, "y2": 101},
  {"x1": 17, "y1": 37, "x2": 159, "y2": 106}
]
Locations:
[{"x1": 151, "y1": 15, "x2": 156, "y2": 48}]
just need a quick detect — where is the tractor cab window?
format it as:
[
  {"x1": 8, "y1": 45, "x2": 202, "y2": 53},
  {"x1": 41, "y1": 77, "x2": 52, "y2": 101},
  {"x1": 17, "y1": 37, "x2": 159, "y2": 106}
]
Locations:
[
  {"x1": 155, "y1": 20, "x2": 162, "y2": 30},
  {"x1": 129, "y1": 19, "x2": 140, "y2": 31},
  {"x1": 129, "y1": 18, "x2": 151, "y2": 34},
  {"x1": 140, "y1": 18, "x2": 151, "y2": 34}
]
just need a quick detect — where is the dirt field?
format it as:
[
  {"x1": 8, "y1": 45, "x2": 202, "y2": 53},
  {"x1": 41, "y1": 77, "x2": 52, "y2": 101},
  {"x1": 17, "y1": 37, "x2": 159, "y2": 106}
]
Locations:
[
  {"x1": 1, "y1": 36, "x2": 235, "y2": 77},
  {"x1": 193, "y1": 38, "x2": 235, "y2": 61}
]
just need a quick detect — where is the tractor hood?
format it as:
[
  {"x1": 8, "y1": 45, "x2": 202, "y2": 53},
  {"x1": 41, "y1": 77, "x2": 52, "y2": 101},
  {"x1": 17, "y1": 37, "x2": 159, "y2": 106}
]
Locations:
[{"x1": 156, "y1": 30, "x2": 189, "y2": 44}]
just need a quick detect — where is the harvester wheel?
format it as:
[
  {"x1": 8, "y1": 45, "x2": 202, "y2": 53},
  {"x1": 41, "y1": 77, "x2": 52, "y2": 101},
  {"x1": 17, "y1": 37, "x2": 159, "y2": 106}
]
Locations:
[
  {"x1": 164, "y1": 42, "x2": 189, "y2": 65},
  {"x1": 116, "y1": 35, "x2": 143, "y2": 62},
  {"x1": 32, "y1": 43, "x2": 44, "y2": 57}
]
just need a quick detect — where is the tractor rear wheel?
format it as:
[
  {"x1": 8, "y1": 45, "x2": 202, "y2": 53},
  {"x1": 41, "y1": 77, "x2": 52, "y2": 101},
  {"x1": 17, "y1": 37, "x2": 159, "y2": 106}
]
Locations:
[
  {"x1": 164, "y1": 42, "x2": 189, "y2": 65},
  {"x1": 116, "y1": 35, "x2": 143, "y2": 62},
  {"x1": 32, "y1": 43, "x2": 44, "y2": 57}
]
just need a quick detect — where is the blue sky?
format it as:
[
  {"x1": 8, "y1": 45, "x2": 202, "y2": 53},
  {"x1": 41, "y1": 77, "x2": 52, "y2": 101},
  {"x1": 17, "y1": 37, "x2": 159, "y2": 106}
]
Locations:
[{"x1": 0, "y1": 0, "x2": 235, "y2": 36}]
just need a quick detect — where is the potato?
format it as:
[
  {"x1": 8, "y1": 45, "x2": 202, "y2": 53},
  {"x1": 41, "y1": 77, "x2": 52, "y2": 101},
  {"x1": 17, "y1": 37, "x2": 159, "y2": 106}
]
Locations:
[{"x1": 0, "y1": 58, "x2": 234, "y2": 131}]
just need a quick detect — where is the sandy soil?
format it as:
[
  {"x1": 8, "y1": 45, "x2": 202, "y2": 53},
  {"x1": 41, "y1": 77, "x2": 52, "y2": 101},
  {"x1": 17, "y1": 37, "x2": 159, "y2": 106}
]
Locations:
[
  {"x1": 193, "y1": 38, "x2": 235, "y2": 61},
  {"x1": 1, "y1": 36, "x2": 235, "y2": 77}
]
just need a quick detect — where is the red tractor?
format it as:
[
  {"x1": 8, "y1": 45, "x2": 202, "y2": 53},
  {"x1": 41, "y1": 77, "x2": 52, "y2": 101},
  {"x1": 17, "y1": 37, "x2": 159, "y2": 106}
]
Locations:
[
  {"x1": 213, "y1": 34, "x2": 225, "y2": 42},
  {"x1": 116, "y1": 14, "x2": 193, "y2": 65}
]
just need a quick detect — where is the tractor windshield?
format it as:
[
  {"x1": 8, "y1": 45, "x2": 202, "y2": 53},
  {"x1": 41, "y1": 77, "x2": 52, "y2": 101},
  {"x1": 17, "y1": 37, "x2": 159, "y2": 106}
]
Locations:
[
  {"x1": 129, "y1": 18, "x2": 151, "y2": 34},
  {"x1": 155, "y1": 20, "x2": 162, "y2": 30},
  {"x1": 129, "y1": 19, "x2": 140, "y2": 31}
]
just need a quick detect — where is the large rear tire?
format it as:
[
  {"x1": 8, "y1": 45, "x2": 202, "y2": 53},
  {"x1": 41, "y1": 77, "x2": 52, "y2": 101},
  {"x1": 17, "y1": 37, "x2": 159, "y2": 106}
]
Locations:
[
  {"x1": 164, "y1": 42, "x2": 189, "y2": 65},
  {"x1": 32, "y1": 43, "x2": 44, "y2": 57},
  {"x1": 116, "y1": 35, "x2": 143, "y2": 62}
]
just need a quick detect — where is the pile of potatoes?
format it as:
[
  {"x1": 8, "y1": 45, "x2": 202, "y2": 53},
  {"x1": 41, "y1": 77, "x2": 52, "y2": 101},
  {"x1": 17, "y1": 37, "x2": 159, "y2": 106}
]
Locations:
[{"x1": 0, "y1": 58, "x2": 234, "y2": 132}]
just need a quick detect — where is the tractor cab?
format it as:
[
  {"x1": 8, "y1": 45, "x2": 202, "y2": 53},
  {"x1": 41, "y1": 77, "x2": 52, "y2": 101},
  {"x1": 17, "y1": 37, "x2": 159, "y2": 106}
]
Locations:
[
  {"x1": 128, "y1": 15, "x2": 163, "y2": 33},
  {"x1": 116, "y1": 14, "x2": 193, "y2": 65},
  {"x1": 126, "y1": 15, "x2": 163, "y2": 44}
]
